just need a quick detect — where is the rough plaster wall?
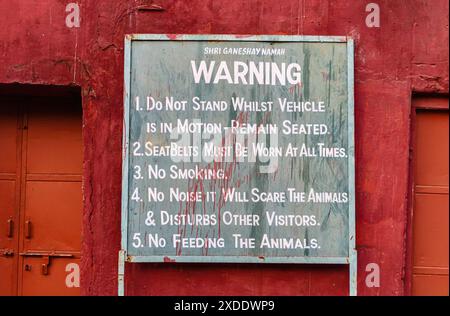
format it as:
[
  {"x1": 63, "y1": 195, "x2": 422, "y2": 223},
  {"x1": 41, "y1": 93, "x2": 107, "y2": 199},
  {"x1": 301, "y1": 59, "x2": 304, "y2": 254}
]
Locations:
[{"x1": 0, "y1": 0, "x2": 448, "y2": 295}]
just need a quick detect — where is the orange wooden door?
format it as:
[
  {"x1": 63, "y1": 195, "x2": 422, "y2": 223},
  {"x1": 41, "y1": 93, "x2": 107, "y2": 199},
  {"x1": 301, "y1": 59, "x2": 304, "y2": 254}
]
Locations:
[
  {"x1": 0, "y1": 96, "x2": 82, "y2": 296},
  {"x1": 412, "y1": 98, "x2": 449, "y2": 296}
]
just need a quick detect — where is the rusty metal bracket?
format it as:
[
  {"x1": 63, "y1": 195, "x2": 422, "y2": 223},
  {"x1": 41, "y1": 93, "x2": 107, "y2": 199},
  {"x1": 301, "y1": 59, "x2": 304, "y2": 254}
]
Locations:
[
  {"x1": 7, "y1": 218, "x2": 13, "y2": 238},
  {"x1": 20, "y1": 252, "x2": 73, "y2": 275},
  {"x1": 41, "y1": 256, "x2": 50, "y2": 275},
  {"x1": 24, "y1": 220, "x2": 31, "y2": 239}
]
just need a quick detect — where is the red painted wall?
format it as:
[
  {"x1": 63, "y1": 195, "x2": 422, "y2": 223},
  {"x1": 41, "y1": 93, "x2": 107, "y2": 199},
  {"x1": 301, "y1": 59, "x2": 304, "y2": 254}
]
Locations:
[{"x1": 0, "y1": 0, "x2": 448, "y2": 296}]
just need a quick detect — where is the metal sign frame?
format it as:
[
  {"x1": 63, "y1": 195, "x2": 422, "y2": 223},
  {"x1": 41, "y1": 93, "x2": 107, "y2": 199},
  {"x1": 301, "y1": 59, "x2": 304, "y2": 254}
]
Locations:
[{"x1": 119, "y1": 34, "x2": 356, "y2": 296}]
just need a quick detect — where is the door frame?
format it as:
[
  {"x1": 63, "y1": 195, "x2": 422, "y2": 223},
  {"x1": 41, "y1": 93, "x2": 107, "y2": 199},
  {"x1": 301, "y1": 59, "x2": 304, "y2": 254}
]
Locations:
[
  {"x1": 404, "y1": 94, "x2": 449, "y2": 296},
  {"x1": 0, "y1": 83, "x2": 83, "y2": 295}
]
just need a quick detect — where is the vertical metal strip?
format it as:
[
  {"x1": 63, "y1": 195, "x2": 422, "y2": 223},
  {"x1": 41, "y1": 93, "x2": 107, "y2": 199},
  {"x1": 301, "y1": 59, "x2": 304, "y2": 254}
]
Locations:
[
  {"x1": 347, "y1": 38, "x2": 357, "y2": 296},
  {"x1": 118, "y1": 250, "x2": 126, "y2": 296},
  {"x1": 119, "y1": 35, "x2": 132, "y2": 296},
  {"x1": 350, "y1": 250, "x2": 357, "y2": 296}
]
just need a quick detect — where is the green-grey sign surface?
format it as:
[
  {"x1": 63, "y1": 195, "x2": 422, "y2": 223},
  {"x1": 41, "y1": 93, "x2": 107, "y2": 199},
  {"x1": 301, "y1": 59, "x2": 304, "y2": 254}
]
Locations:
[{"x1": 121, "y1": 35, "x2": 355, "y2": 266}]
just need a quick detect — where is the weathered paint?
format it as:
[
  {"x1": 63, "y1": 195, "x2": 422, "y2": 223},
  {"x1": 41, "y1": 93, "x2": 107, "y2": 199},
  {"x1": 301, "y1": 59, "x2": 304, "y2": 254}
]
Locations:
[
  {"x1": 0, "y1": 0, "x2": 448, "y2": 296},
  {"x1": 127, "y1": 256, "x2": 350, "y2": 264}
]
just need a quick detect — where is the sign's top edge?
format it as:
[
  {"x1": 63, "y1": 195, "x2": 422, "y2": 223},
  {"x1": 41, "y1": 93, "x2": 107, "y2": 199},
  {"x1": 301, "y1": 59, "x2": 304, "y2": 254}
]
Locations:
[{"x1": 125, "y1": 34, "x2": 350, "y2": 43}]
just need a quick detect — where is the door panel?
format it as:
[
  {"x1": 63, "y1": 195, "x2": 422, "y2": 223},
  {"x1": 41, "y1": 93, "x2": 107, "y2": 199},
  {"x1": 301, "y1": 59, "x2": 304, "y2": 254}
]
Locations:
[
  {"x1": 0, "y1": 181, "x2": 17, "y2": 295},
  {"x1": 0, "y1": 105, "x2": 18, "y2": 173},
  {"x1": 26, "y1": 103, "x2": 82, "y2": 175},
  {"x1": 415, "y1": 111, "x2": 449, "y2": 186},
  {"x1": 23, "y1": 181, "x2": 81, "y2": 252},
  {"x1": 21, "y1": 257, "x2": 80, "y2": 296},
  {"x1": 413, "y1": 193, "x2": 449, "y2": 268},
  {"x1": 412, "y1": 274, "x2": 449, "y2": 296},
  {"x1": 412, "y1": 102, "x2": 449, "y2": 296},
  {"x1": 0, "y1": 103, "x2": 20, "y2": 296}
]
